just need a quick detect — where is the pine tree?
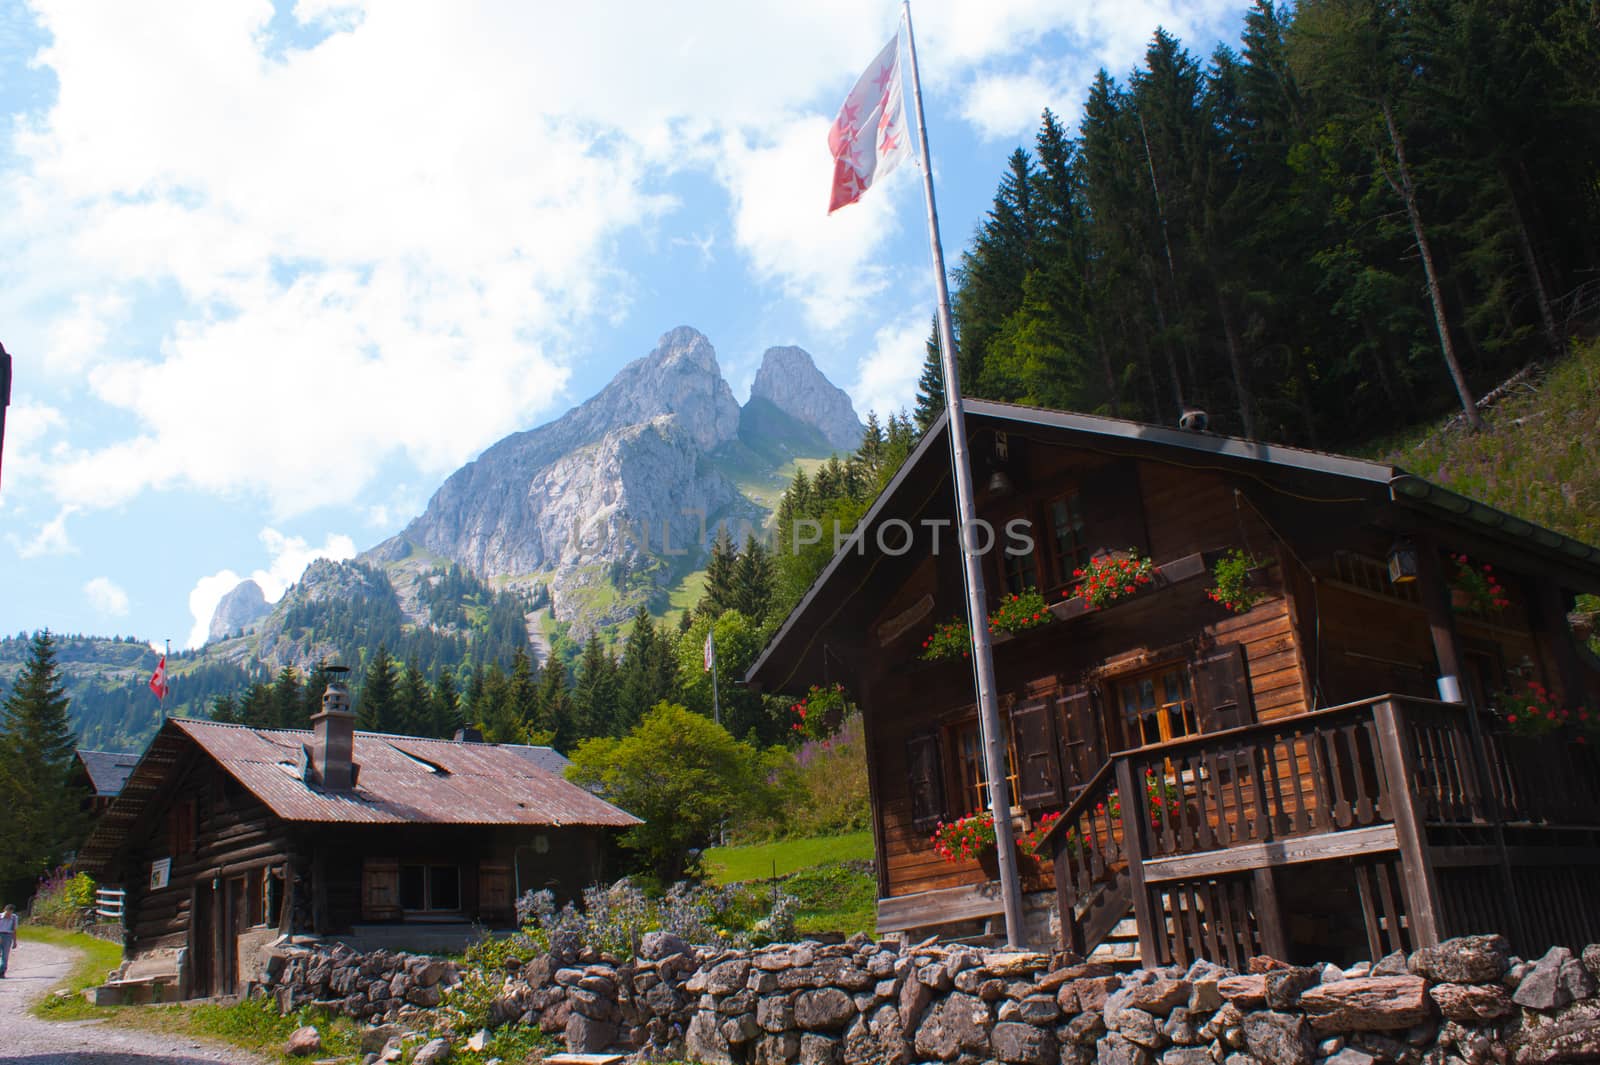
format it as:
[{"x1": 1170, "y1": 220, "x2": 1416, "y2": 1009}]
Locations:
[
  {"x1": 699, "y1": 526, "x2": 739, "y2": 618},
  {"x1": 209, "y1": 693, "x2": 240, "y2": 724},
  {"x1": 731, "y1": 534, "x2": 775, "y2": 622},
  {"x1": 398, "y1": 656, "x2": 432, "y2": 737},
  {"x1": 239, "y1": 681, "x2": 274, "y2": 728},
  {"x1": 430, "y1": 666, "x2": 463, "y2": 739},
  {"x1": 270, "y1": 666, "x2": 304, "y2": 730},
  {"x1": 913, "y1": 320, "x2": 947, "y2": 432},
  {"x1": 0, "y1": 632, "x2": 88, "y2": 898},
  {"x1": 357, "y1": 645, "x2": 399, "y2": 733},
  {"x1": 535, "y1": 657, "x2": 573, "y2": 750},
  {"x1": 571, "y1": 634, "x2": 619, "y2": 741},
  {"x1": 506, "y1": 649, "x2": 539, "y2": 738}
]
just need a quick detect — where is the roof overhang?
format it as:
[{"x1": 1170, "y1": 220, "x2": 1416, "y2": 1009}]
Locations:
[{"x1": 745, "y1": 400, "x2": 1600, "y2": 695}]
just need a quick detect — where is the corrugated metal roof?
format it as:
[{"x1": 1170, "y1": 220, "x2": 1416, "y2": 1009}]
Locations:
[
  {"x1": 502, "y1": 744, "x2": 573, "y2": 776},
  {"x1": 173, "y1": 719, "x2": 638, "y2": 827},
  {"x1": 75, "y1": 749, "x2": 139, "y2": 797}
]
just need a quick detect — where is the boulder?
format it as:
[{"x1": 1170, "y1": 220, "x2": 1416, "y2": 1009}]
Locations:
[
  {"x1": 1508, "y1": 1000, "x2": 1600, "y2": 1063},
  {"x1": 1241, "y1": 1010, "x2": 1314, "y2": 1065},
  {"x1": 566, "y1": 1011, "x2": 618, "y2": 1053},
  {"x1": 706, "y1": 959, "x2": 753, "y2": 994},
  {"x1": 990, "y1": 1020, "x2": 1056, "y2": 1064},
  {"x1": 412, "y1": 1038, "x2": 451, "y2": 1065},
  {"x1": 1096, "y1": 1033, "x2": 1155, "y2": 1065},
  {"x1": 1520, "y1": 946, "x2": 1599, "y2": 1010},
  {"x1": 1217, "y1": 974, "x2": 1268, "y2": 1009},
  {"x1": 285, "y1": 1026, "x2": 321, "y2": 1056},
  {"x1": 1429, "y1": 981, "x2": 1515, "y2": 1023},
  {"x1": 1127, "y1": 979, "x2": 1191, "y2": 1016},
  {"x1": 913, "y1": 991, "x2": 991, "y2": 1059},
  {"x1": 1408, "y1": 935, "x2": 1512, "y2": 985},
  {"x1": 1264, "y1": 967, "x2": 1322, "y2": 1009},
  {"x1": 1298, "y1": 975, "x2": 1432, "y2": 1032},
  {"x1": 1118, "y1": 1007, "x2": 1164, "y2": 1050},
  {"x1": 798, "y1": 1032, "x2": 842, "y2": 1065},
  {"x1": 639, "y1": 931, "x2": 691, "y2": 961},
  {"x1": 1159, "y1": 1049, "x2": 1213, "y2": 1065},
  {"x1": 795, "y1": 987, "x2": 856, "y2": 1031}
]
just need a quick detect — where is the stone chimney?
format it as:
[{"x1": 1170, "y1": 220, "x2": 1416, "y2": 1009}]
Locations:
[{"x1": 310, "y1": 671, "x2": 357, "y2": 790}]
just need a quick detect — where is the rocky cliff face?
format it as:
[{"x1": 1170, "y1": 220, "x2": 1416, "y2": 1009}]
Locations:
[
  {"x1": 399, "y1": 327, "x2": 765, "y2": 630},
  {"x1": 208, "y1": 579, "x2": 270, "y2": 642},
  {"x1": 749, "y1": 346, "x2": 863, "y2": 452}
]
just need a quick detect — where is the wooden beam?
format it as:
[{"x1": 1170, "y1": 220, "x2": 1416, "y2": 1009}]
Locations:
[
  {"x1": 876, "y1": 881, "x2": 1011, "y2": 932},
  {"x1": 1253, "y1": 867, "x2": 1289, "y2": 960},
  {"x1": 1373, "y1": 699, "x2": 1442, "y2": 947},
  {"x1": 1533, "y1": 577, "x2": 1596, "y2": 713},
  {"x1": 1433, "y1": 844, "x2": 1600, "y2": 868},
  {"x1": 1116, "y1": 758, "x2": 1159, "y2": 968},
  {"x1": 1141, "y1": 825, "x2": 1400, "y2": 883}
]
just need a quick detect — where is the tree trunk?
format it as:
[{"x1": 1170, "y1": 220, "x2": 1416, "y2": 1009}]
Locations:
[
  {"x1": 1379, "y1": 98, "x2": 1484, "y2": 431},
  {"x1": 1501, "y1": 162, "x2": 1564, "y2": 357},
  {"x1": 1216, "y1": 286, "x2": 1256, "y2": 438},
  {"x1": 1096, "y1": 334, "x2": 1121, "y2": 417}
]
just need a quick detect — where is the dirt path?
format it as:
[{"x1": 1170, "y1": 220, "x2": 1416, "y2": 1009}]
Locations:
[{"x1": 0, "y1": 938, "x2": 268, "y2": 1064}]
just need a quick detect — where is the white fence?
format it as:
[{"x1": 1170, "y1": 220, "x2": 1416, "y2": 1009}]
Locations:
[{"x1": 94, "y1": 885, "x2": 125, "y2": 921}]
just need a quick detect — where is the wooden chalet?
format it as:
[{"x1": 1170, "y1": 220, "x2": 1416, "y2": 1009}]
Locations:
[
  {"x1": 73, "y1": 748, "x2": 139, "y2": 816},
  {"x1": 746, "y1": 401, "x2": 1600, "y2": 967},
  {"x1": 77, "y1": 682, "x2": 638, "y2": 998}
]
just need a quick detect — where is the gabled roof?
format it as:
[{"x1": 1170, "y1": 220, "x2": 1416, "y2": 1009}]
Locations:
[
  {"x1": 75, "y1": 749, "x2": 139, "y2": 798},
  {"x1": 78, "y1": 718, "x2": 637, "y2": 874},
  {"x1": 745, "y1": 400, "x2": 1600, "y2": 693}
]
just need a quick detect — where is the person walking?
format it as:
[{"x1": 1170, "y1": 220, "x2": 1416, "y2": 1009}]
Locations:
[{"x1": 0, "y1": 904, "x2": 16, "y2": 978}]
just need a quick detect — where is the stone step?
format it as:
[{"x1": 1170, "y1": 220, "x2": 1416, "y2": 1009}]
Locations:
[{"x1": 543, "y1": 1055, "x2": 627, "y2": 1065}]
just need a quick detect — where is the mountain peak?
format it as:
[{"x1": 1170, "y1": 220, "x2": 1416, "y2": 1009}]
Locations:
[{"x1": 749, "y1": 346, "x2": 863, "y2": 451}]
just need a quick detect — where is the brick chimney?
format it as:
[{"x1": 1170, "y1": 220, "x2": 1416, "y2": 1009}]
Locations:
[{"x1": 310, "y1": 672, "x2": 357, "y2": 790}]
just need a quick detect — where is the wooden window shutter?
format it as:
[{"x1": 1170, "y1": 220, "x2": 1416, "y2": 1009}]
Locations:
[
  {"x1": 361, "y1": 858, "x2": 401, "y2": 922},
  {"x1": 1012, "y1": 699, "x2": 1063, "y2": 809},
  {"x1": 1079, "y1": 460, "x2": 1150, "y2": 558},
  {"x1": 906, "y1": 733, "x2": 946, "y2": 831},
  {"x1": 1191, "y1": 643, "x2": 1256, "y2": 732},
  {"x1": 1056, "y1": 684, "x2": 1105, "y2": 795}
]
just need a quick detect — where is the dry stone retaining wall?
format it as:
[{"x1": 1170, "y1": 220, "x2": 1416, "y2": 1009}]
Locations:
[{"x1": 261, "y1": 933, "x2": 1600, "y2": 1064}]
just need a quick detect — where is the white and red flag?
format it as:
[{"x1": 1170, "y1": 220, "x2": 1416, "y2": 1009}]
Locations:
[
  {"x1": 149, "y1": 655, "x2": 170, "y2": 701},
  {"x1": 828, "y1": 29, "x2": 912, "y2": 213}
]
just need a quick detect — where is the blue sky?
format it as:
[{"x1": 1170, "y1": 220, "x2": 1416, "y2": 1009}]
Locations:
[{"x1": 0, "y1": 0, "x2": 1243, "y2": 649}]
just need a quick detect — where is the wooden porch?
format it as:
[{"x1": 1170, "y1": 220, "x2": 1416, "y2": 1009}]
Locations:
[{"x1": 1045, "y1": 694, "x2": 1600, "y2": 967}]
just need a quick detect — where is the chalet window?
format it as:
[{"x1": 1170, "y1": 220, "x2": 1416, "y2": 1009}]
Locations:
[
  {"x1": 951, "y1": 718, "x2": 1021, "y2": 816},
  {"x1": 1001, "y1": 539, "x2": 1040, "y2": 595},
  {"x1": 906, "y1": 733, "x2": 946, "y2": 831},
  {"x1": 1047, "y1": 494, "x2": 1090, "y2": 583},
  {"x1": 167, "y1": 800, "x2": 196, "y2": 857},
  {"x1": 1115, "y1": 665, "x2": 1199, "y2": 748},
  {"x1": 399, "y1": 864, "x2": 462, "y2": 913}
]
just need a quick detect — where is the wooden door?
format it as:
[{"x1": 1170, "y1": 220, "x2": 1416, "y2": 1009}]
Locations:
[
  {"x1": 221, "y1": 876, "x2": 246, "y2": 995},
  {"x1": 190, "y1": 885, "x2": 214, "y2": 998}
]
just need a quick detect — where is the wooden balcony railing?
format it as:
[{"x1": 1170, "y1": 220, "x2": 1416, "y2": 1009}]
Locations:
[{"x1": 1044, "y1": 695, "x2": 1600, "y2": 961}]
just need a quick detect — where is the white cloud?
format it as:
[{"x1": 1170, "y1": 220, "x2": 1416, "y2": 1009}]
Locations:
[
  {"x1": 84, "y1": 575, "x2": 129, "y2": 617},
  {"x1": 716, "y1": 117, "x2": 909, "y2": 332},
  {"x1": 3, "y1": 0, "x2": 1245, "y2": 525},
  {"x1": 852, "y1": 315, "x2": 931, "y2": 420},
  {"x1": 10, "y1": 504, "x2": 77, "y2": 558},
  {"x1": 184, "y1": 527, "x2": 357, "y2": 649},
  {"x1": 961, "y1": 67, "x2": 1081, "y2": 141}
]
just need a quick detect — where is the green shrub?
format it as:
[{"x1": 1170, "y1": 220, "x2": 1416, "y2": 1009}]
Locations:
[{"x1": 30, "y1": 868, "x2": 95, "y2": 928}]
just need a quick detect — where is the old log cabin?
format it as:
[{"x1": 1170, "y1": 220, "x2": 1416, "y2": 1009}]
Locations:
[
  {"x1": 76, "y1": 681, "x2": 638, "y2": 998},
  {"x1": 746, "y1": 400, "x2": 1600, "y2": 967}
]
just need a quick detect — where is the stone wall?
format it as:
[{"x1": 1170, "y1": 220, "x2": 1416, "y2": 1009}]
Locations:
[
  {"x1": 265, "y1": 942, "x2": 461, "y2": 1024},
  {"x1": 261, "y1": 933, "x2": 1600, "y2": 1064}
]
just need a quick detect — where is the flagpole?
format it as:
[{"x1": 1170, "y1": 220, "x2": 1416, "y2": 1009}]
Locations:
[
  {"x1": 901, "y1": 0, "x2": 1026, "y2": 947},
  {"x1": 711, "y1": 631, "x2": 721, "y2": 726}
]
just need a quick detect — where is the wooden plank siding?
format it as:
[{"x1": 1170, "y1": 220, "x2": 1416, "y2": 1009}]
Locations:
[{"x1": 862, "y1": 453, "x2": 1313, "y2": 903}]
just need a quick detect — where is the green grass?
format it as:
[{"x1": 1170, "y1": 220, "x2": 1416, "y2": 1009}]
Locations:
[
  {"x1": 785, "y1": 862, "x2": 878, "y2": 937},
  {"x1": 1379, "y1": 336, "x2": 1600, "y2": 547},
  {"x1": 20, "y1": 926, "x2": 124, "y2": 1020},
  {"x1": 704, "y1": 830, "x2": 874, "y2": 883}
]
